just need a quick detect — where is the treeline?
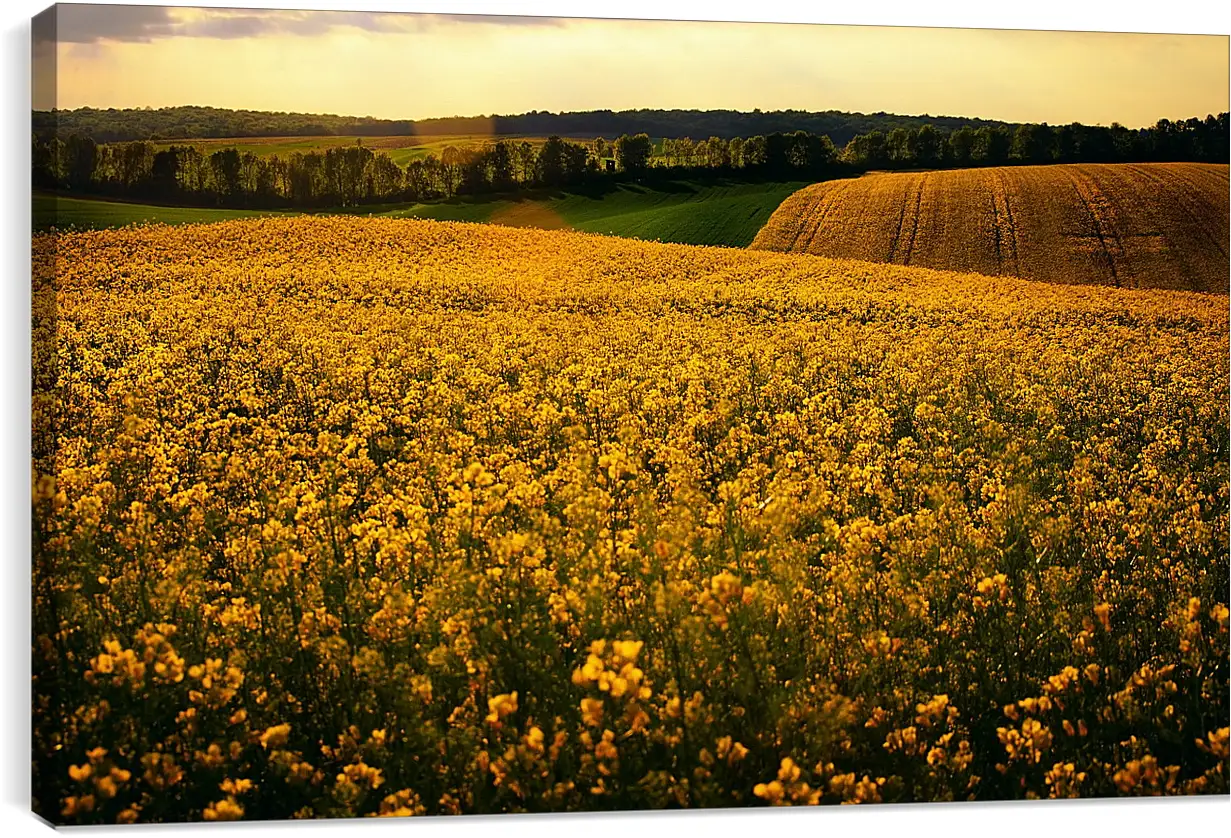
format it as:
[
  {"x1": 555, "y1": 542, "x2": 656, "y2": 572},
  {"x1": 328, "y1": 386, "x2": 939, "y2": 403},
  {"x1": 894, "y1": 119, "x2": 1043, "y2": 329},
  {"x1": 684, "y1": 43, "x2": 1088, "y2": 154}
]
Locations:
[
  {"x1": 33, "y1": 130, "x2": 856, "y2": 209},
  {"x1": 33, "y1": 114, "x2": 1229, "y2": 211},
  {"x1": 31, "y1": 131, "x2": 852, "y2": 208},
  {"x1": 838, "y1": 114, "x2": 1229, "y2": 169},
  {"x1": 33, "y1": 105, "x2": 1016, "y2": 147},
  {"x1": 31, "y1": 131, "x2": 837, "y2": 207},
  {"x1": 34, "y1": 135, "x2": 577, "y2": 207}
]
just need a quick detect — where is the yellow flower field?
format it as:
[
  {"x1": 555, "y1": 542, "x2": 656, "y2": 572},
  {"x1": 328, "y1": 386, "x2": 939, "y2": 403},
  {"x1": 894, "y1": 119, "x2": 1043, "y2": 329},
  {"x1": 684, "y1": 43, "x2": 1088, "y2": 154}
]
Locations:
[{"x1": 32, "y1": 216, "x2": 1229, "y2": 822}]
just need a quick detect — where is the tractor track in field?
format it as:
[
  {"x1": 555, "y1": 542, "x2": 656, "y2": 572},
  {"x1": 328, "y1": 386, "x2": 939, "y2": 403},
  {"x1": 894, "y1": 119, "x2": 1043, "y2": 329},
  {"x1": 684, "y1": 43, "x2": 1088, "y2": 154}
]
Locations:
[
  {"x1": 751, "y1": 163, "x2": 1229, "y2": 292},
  {"x1": 799, "y1": 180, "x2": 851, "y2": 254},
  {"x1": 992, "y1": 169, "x2": 1022, "y2": 276},
  {"x1": 1126, "y1": 163, "x2": 1229, "y2": 261},
  {"x1": 898, "y1": 176, "x2": 925, "y2": 265},
  {"x1": 1062, "y1": 167, "x2": 1127, "y2": 288}
]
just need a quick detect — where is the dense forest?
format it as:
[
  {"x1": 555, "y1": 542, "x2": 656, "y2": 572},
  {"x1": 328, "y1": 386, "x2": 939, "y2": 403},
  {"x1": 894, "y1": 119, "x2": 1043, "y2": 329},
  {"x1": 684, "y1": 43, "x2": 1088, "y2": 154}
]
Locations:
[
  {"x1": 33, "y1": 105, "x2": 1019, "y2": 146},
  {"x1": 838, "y1": 113, "x2": 1229, "y2": 169},
  {"x1": 33, "y1": 114, "x2": 1229, "y2": 212}
]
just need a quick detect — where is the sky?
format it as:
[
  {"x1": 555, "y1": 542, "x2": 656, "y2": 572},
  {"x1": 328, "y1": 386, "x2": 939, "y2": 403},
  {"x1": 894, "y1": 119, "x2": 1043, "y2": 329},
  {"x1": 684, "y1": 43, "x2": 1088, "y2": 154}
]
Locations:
[{"x1": 32, "y1": 3, "x2": 1231, "y2": 128}]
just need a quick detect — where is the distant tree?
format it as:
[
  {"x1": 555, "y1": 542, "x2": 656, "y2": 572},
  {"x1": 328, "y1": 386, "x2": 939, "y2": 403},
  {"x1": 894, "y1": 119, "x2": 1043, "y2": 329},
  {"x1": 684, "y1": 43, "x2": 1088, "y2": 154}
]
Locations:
[
  {"x1": 209, "y1": 148, "x2": 242, "y2": 201},
  {"x1": 816, "y1": 135, "x2": 838, "y2": 169},
  {"x1": 371, "y1": 153, "x2": 404, "y2": 199},
  {"x1": 971, "y1": 126, "x2": 1011, "y2": 165},
  {"x1": 178, "y1": 146, "x2": 207, "y2": 195},
  {"x1": 560, "y1": 140, "x2": 592, "y2": 183},
  {"x1": 659, "y1": 137, "x2": 675, "y2": 167},
  {"x1": 704, "y1": 136, "x2": 730, "y2": 168},
  {"x1": 785, "y1": 132, "x2": 811, "y2": 169},
  {"x1": 238, "y1": 151, "x2": 262, "y2": 196},
  {"x1": 886, "y1": 127, "x2": 913, "y2": 167},
  {"x1": 741, "y1": 135, "x2": 767, "y2": 167},
  {"x1": 288, "y1": 151, "x2": 322, "y2": 204},
  {"x1": 322, "y1": 144, "x2": 375, "y2": 204},
  {"x1": 537, "y1": 136, "x2": 566, "y2": 186},
  {"x1": 947, "y1": 126, "x2": 975, "y2": 168},
  {"x1": 150, "y1": 147, "x2": 183, "y2": 197},
  {"x1": 594, "y1": 137, "x2": 607, "y2": 161},
  {"x1": 728, "y1": 136, "x2": 745, "y2": 168},
  {"x1": 842, "y1": 130, "x2": 888, "y2": 169},
  {"x1": 676, "y1": 137, "x2": 699, "y2": 167},
  {"x1": 459, "y1": 148, "x2": 492, "y2": 194},
  {"x1": 1106, "y1": 122, "x2": 1136, "y2": 161},
  {"x1": 1078, "y1": 125, "x2": 1115, "y2": 163},
  {"x1": 439, "y1": 145, "x2": 463, "y2": 194},
  {"x1": 614, "y1": 133, "x2": 653, "y2": 175},
  {"x1": 782, "y1": 131, "x2": 837, "y2": 172},
  {"x1": 909, "y1": 125, "x2": 942, "y2": 168},
  {"x1": 1011, "y1": 123, "x2": 1054, "y2": 164},
  {"x1": 515, "y1": 142, "x2": 537, "y2": 184},
  {"x1": 404, "y1": 158, "x2": 432, "y2": 200},
  {"x1": 489, "y1": 140, "x2": 516, "y2": 192},
  {"x1": 1196, "y1": 113, "x2": 1229, "y2": 162},
  {"x1": 245, "y1": 153, "x2": 278, "y2": 204},
  {"x1": 763, "y1": 133, "x2": 791, "y2": 173},
  {"x1": 1149, "y1": 118, "x2": 1177, "y2": 160},
  {"x1": 62, "y1": 133, "x2": 98, "y2": 190},
  {"x1": 32, "y1": 136, "x2": 60, "y2": 189},
  {"x1": 267, "y1": 155, "x2": 292, "y2": 200},
  {"x1": 1177, "y1": 118, "x2": 1203, "y2": 160},
  {"x1": 1054, "y1": 123, "x2": 1079, "y2": 162}
]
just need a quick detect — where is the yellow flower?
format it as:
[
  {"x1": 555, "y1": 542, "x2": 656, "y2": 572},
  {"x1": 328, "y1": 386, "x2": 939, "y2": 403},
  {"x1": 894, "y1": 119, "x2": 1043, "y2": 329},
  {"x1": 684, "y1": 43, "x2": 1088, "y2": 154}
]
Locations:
[
  {"x1": 777, "y1": 757, "x2": 801, "y2": 783},
  {"x1": 61, "y1": 795, "x2": 95, "y2": 817},
  {"x1": 220, "y1": 777, "x2": 254, "y2": 795},
  {"x1": 581, "y1": 697, "x2": 604, "y2": 727},
  {"x1": 485, "y1": 691, "x2": 518, "y2": 725},
  {"x1": 203, "y1": 797, "x2": 245, "y2": 821},
  {"x1": 259, "y1": 723, "x2": 291, "y2": 749},
  {"x1": 611, "y1": 640, "x2": 643, "y2": 663},
  {"x1": 754, "y1": 780, "x2": 785, "y2": 804}
]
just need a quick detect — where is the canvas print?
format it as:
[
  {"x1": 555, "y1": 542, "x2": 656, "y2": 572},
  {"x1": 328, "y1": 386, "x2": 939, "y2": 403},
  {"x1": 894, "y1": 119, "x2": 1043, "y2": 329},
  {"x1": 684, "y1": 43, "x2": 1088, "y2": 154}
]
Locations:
[{"x1": 30, "y1": 2, "x2": 1230, "y2": 825}]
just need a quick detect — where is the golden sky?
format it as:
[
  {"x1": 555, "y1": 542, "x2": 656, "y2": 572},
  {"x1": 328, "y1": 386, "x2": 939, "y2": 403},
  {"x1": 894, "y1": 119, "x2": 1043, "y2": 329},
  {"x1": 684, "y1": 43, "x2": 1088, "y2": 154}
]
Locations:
[{"x1": 34, "y1": 4, "x2": 1231, "y2": 127}]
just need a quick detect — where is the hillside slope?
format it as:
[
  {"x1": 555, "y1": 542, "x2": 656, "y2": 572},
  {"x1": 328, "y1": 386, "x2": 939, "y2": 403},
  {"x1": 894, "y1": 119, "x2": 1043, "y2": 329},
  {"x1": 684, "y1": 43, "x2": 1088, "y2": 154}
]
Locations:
[
  {"x1": 751, "y1": 163, "x2": 1230, "y2": 292},
  {"x1": 380, "y1": 180, "x2": 809, "y2": 247},
  {"x1": 35, "y1": 181, "x2": 807, "y2": 248},
  {"x1": 34, "y1": 216, "x2": 1229, "y2": 818}
]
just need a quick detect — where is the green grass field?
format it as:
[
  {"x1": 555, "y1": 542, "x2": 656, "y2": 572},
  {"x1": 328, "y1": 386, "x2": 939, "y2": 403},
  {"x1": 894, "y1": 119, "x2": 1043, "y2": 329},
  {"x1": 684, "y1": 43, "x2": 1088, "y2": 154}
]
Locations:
[
  {"x1": 375, "y1": 180, "x2": 810, "y2": 247},
  {"x1": 138, "y1": 135, "x2": 571, "y2": 167},
  {"x1": 34, "y1": 180, "x2": 808, "y2": 247},
  {"x1": 33, "y1": 193, "x2": 296, "y2": 231}
]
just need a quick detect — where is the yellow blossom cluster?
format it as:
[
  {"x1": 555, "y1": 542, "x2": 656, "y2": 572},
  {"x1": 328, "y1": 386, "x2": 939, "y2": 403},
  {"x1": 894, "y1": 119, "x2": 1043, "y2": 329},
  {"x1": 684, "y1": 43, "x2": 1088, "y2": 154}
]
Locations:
[{"x1": 31, "y1": 216, "x2": 1229, "y2": 822}]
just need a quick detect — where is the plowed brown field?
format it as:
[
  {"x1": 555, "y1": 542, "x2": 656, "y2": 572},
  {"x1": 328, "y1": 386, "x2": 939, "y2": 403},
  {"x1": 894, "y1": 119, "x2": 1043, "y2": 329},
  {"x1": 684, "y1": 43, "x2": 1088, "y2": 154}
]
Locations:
[{"x1": 751, "y1": 163, "x2": 1230, "y2": 292}]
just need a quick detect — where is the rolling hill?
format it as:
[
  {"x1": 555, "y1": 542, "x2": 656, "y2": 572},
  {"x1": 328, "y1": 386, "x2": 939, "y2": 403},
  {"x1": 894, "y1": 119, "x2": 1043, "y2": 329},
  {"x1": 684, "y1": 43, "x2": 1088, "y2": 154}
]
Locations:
[
  {"x1": 381, "y1": 180, "x2": 809, "y2": 247},
  {"x1": 750, "y1": 163, "x2": 1230, "y2": 292},
  {"x1": 32, "y1": 193, "x2": 296, "y2": 231},
  {"x1": 34, "y1": 214, "x2": 1229, "y2": 816},
  {"x1": 34, "y1": 180, "x2": 807, "y2": 248}
]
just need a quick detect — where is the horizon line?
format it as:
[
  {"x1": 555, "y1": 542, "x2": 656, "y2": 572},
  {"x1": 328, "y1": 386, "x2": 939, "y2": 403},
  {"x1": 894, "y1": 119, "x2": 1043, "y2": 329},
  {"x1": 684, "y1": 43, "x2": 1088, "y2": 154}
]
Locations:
[{"x1": 33, "y1": 102, "x2": 1230, "y2": 133}]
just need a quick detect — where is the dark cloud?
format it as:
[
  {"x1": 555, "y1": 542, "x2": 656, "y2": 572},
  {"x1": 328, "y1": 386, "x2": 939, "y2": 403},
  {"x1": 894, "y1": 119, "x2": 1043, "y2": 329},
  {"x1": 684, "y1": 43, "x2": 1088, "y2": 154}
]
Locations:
[
  {"x1": 40, "y1": 4, "x2": 179, "y2": 44},
  {"x1": 38, "y1": 4, "x2": 566, "y2": 46}
]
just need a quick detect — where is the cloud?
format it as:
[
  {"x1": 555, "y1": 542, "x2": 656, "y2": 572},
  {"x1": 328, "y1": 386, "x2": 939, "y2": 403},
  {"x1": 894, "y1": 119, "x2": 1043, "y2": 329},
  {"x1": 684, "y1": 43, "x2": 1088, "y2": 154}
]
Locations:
[
  {"x1": 41, "y1": 4, "x2": 180, "y2": 44},
  {"x1": 39, "y1": 4, "x2": 566, "y2": 45}
]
